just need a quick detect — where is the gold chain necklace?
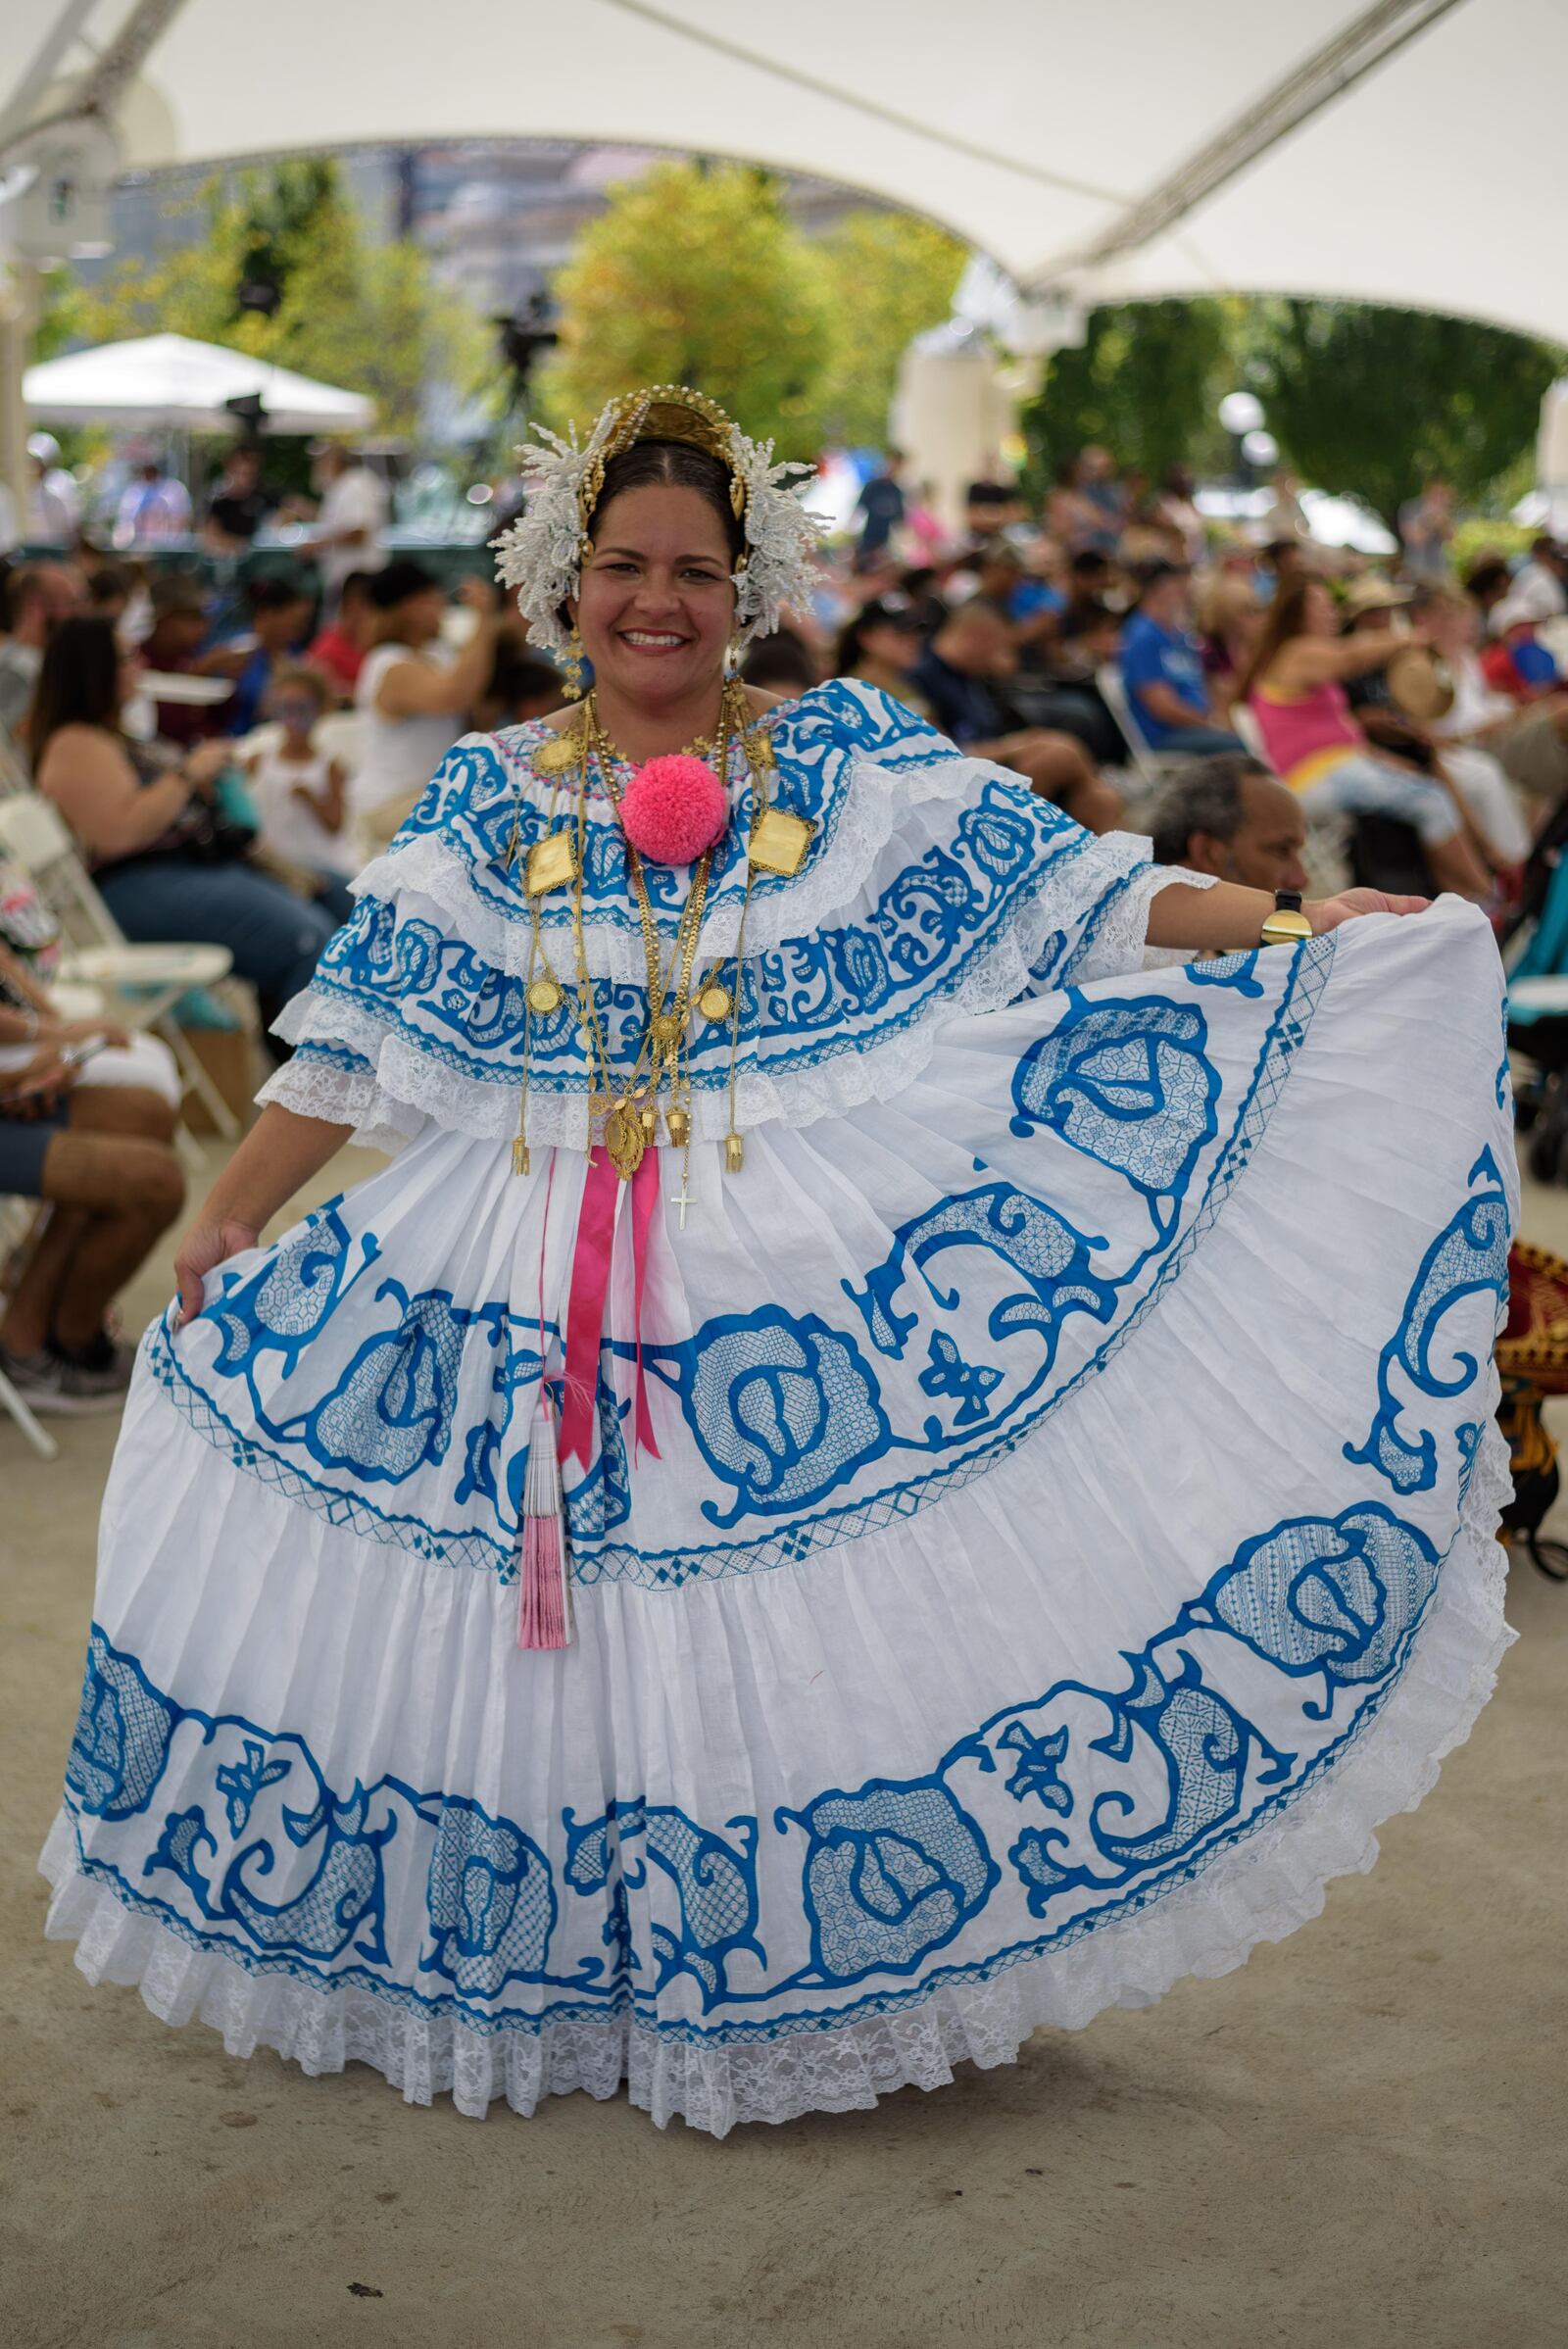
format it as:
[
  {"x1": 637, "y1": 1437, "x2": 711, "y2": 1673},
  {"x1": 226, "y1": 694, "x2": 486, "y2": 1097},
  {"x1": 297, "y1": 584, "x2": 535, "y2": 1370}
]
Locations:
[{"x1": 511, "y1": 682, "x2": 757, "y2": 1190}]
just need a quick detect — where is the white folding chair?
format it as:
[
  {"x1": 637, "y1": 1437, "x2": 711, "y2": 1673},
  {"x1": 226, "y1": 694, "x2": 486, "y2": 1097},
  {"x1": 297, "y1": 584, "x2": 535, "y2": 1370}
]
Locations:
[
  {"x1": 0, "y1": 1195, "x2": 57, "y2": 1459},
  {"x1": 1096, "y1": 662, "x2": 1173, "y2": 798},
  {"x1": 0, "y1": 790, "x2": 243, "y2": 1146}
]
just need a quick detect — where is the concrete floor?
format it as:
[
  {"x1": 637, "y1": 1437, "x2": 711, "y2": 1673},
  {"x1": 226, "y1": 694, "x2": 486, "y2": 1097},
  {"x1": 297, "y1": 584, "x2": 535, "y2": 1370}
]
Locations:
[{"x1": 2, "y1": 1141, "x2": 1564, "y2": 2349}]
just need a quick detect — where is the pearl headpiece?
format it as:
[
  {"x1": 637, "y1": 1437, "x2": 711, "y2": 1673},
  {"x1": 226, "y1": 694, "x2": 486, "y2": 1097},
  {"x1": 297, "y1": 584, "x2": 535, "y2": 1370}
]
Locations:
[{"x1": 491, "y1": 384, "x2": 822, "y2": 659}]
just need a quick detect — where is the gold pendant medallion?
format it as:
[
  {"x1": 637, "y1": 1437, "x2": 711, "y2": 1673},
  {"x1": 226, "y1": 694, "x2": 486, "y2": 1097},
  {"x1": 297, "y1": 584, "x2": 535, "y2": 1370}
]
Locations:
[
  {"x1": 526, "y1": 975, "x2": 563, "y2": 1015},
  {"x1": 531, "y1": 730, "x2": 580, "y2": 777},
  {"x1": 525, "y1": 830, "x2": 577, "y2": 897},
  {"x1": 698, "y1": 982, "x2": 734, "y2": 1024},
  {"x1": 748, "y1": 807, "x2": 814, "y2": 878},
  {"x1": 651, "y1": 1011, "x2": 683, "y2": 1048},
  {"x1": 603, "y1": 1101, "x2": 645, "y2": 1180}
]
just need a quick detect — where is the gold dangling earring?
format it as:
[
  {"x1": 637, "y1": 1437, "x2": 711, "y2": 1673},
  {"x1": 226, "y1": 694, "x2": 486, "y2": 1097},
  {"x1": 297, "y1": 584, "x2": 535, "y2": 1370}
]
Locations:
[
  {"x1": 561, "y1": 624, "x2": 586, "y2": 702},
  {"x1": 724, "y1": 634, "x2": 742, "y2": 683}
]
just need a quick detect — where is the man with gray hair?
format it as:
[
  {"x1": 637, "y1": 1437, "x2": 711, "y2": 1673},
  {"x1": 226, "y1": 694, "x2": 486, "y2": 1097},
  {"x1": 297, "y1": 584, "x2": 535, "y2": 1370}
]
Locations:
[{"x1": 1149, "y1": 753, "x2": 1309, "y2": 896}]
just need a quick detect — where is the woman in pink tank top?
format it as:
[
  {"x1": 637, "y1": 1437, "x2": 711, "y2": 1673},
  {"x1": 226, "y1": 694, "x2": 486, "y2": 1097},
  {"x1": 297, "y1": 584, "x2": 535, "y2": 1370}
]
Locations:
[{"x1": 1243, "y1": 579, "x2": 1489, "y2": 898}]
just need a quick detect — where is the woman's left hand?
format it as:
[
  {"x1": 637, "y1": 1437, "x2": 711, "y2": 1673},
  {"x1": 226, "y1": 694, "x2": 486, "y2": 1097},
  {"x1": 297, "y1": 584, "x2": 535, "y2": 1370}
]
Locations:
[{"x1": 1307, "y1": 888, "x2": 1432, "y2": 934}]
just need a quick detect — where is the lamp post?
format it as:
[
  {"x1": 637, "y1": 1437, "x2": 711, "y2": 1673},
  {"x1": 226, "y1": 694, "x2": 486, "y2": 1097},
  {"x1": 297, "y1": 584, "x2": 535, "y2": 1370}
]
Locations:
[{"x1": 1217, "y1": 390, "x2": 1265, "y2": 490}]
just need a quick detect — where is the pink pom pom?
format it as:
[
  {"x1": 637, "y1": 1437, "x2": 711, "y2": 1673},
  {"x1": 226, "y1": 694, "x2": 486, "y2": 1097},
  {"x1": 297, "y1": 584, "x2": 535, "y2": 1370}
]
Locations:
[{"x1": 619, "y1": 755, "x2": 729, "y2": 864}]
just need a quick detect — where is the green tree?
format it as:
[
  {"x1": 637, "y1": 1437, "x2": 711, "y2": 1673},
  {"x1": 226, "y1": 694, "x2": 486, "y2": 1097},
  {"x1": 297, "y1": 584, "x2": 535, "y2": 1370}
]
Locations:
[
  {"x1": 1251, "y1": 300, "x2": 1562, "y2": 525},
  {"x1": 1023, "y1": 299, "x2": 1234, "y2": 488},
  {"x1": 810, "y1": 210, "x2": 967, "y2": 447},
  {"x1": 66, "y1": 162, "x2": 492, "y2": 440},
  {"x1": 537, "y1": 161, "x2": 833, "y2": 459}
]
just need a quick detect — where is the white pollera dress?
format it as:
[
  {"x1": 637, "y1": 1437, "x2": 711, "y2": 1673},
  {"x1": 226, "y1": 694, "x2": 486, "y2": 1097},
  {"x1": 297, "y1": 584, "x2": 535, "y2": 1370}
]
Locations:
[{"x1": 40, "y1": 679, "x2": 1516, "y2": 2136}]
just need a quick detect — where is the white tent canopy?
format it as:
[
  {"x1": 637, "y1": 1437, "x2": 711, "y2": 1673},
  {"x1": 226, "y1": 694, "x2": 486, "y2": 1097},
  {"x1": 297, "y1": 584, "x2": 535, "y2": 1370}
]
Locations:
[
  {"x1": 2, "y1": 0, "x2": 1564, "y2": 345},
  {"x1": 23, "y1": 333, "x2": 375, "y2": 435}
]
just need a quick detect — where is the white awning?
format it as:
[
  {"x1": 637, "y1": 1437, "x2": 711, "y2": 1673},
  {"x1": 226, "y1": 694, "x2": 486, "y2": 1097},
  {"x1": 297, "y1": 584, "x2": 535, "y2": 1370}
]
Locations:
[
  {"x1": 2, "y1": 0, "x2": 1562, "y2": 345},
  {"x1": 22, "y1": 333, "x2": 376, "y2": 434}
]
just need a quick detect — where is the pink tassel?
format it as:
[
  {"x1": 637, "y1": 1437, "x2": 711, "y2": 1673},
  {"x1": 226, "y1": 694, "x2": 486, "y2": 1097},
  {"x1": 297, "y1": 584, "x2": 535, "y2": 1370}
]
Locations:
[{"x1": 517, "y1": 1392, "x2": 571, "y2": 1649}]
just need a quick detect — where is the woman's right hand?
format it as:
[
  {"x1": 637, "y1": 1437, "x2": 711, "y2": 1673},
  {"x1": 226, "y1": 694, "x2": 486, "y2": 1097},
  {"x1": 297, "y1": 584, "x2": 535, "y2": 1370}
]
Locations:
[
  {"x1": 173, "y1": 1214, "x2": 261, "y2": 1327},
  {"x1": 0, "y1": 1044, "x2": 75, "y2": 1114}
]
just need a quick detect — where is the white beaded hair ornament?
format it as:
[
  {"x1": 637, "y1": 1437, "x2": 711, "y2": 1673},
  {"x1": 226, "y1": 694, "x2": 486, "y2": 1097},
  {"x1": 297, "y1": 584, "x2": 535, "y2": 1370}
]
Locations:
[{"x1": 491, "y1": 384, "x2": 823, "y2": 659}]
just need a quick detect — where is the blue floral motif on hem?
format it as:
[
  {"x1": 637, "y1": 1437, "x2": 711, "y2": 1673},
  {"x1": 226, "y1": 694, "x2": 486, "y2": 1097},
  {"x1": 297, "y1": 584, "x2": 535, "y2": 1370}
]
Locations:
[
  {"x1": 63, "y1": 1468, "x2": 1460, "y2": 2041},
  {"x1": 1344, "y1": 1148, "x2": 1512, "y2": 1494}
]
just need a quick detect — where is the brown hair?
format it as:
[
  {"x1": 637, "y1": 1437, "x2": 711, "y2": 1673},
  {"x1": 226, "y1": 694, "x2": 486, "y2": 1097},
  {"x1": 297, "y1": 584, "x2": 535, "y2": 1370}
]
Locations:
[
  {"x1": 1236, "y1": 575, "x2": 1324, "y2": 704},
  {"x1": 590, "y1": 440, "x2": 744, "y2": 563},
  {"x1": 27, "y1": 614, "x2": 122, "y2": 766}
]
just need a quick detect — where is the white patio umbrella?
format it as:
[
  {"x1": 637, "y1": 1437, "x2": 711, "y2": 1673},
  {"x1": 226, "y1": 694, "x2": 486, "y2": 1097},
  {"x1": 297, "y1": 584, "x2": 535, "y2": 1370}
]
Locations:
[{"x1": 23, "y1": 333, "x2": 375, "y2": 436}]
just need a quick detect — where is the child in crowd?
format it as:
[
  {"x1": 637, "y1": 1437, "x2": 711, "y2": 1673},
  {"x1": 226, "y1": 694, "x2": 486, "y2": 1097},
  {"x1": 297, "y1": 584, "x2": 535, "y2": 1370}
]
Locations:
[{"x1": 244, "y1": 666, "x2": 354, "y2": 895}]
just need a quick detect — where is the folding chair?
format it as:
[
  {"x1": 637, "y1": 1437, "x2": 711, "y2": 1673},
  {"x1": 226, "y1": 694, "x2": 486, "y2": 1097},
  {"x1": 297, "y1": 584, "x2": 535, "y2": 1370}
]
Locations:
[
  {"x1": 0, "y1": 790, "x2": 243, "y2": 1147},
  {"x1": 1095, "y1": 661, "x2": 1174, "y2": 799},
  {"x1": 0, "y1": 1195, "x2": 57, "y2": 1459}
]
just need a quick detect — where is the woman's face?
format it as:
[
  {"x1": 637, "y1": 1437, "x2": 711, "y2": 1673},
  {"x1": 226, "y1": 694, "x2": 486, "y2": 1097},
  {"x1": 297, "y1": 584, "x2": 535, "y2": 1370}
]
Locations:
[
  {"x1": 860, "y1": 619, "x2": 921, "y2": 675},
  {"x1": 395, "y1": 588, "x2": 447, "y2": 648},
  {"x1": 1302, "y1": 582, "x2": 1337, "y2": 637},
  {"x1": 572, "y1": 484, "x2": 736, "y2": 708}
]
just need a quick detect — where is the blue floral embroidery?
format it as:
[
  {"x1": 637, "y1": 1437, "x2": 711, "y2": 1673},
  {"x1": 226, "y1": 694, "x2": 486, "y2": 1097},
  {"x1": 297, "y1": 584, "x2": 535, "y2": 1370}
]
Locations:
[
  {"x1": 1010, "y1": 995, "x2": 1221, "y2": 1241},
  {"x1": 1345, "y1": 1149, "x2": 1512, "y2": 1493},
  {"x1": 65, "y1": 1470, "x2": 1456, "y2": 2040}
]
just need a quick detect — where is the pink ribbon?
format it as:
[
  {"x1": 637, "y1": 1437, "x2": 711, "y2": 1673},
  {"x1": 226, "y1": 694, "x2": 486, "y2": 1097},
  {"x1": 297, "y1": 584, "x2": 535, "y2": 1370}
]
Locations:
[{"x1": 559, "y1": 1148, "x2": 662, "y2": 1473}]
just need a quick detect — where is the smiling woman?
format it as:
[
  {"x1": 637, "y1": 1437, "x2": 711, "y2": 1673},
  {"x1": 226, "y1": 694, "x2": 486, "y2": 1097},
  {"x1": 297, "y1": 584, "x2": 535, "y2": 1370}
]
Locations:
[{"x1": 41, "y1": 383, "x2": 1515, "y2": 2140}]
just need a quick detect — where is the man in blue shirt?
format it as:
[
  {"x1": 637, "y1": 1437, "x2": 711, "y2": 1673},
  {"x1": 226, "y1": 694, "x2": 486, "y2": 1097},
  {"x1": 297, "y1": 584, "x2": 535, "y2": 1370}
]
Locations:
[{"x1": 1119, "y1": 564, "x2": 1244, "y2": 755}]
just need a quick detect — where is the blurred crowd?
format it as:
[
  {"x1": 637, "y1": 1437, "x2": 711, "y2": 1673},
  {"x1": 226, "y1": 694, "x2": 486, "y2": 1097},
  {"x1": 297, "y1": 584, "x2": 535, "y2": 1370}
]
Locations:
[{"x1": 4, "y1": 425, "x2": 1568, "y2": 1411}]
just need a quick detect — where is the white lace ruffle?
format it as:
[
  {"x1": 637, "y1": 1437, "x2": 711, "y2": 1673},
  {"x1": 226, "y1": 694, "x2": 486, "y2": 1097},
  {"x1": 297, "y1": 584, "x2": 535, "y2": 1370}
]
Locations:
[
  {"x1": 38, "y1": 1414, "x2": 1514, "y2": 2137},
  {"x1": 259, "y1": 850, "x2": 1209, "y2": 1150}
]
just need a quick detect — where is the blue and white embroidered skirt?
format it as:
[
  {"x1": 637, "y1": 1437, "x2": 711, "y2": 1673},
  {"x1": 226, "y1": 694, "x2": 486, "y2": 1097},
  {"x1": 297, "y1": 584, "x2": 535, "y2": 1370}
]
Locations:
[{"x1": 39, "y1": 900, "x2": 1515, "y2": 2133}]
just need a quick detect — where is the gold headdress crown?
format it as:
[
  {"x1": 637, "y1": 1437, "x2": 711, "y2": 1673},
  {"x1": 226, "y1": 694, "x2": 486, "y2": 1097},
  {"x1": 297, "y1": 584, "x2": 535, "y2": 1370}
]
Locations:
[
  {"x1": 492, "y1": 382, "x2": 821, "y2": 660},
  {"x1": 578, "y1": 385, "x2": 748, "y2": 544}
]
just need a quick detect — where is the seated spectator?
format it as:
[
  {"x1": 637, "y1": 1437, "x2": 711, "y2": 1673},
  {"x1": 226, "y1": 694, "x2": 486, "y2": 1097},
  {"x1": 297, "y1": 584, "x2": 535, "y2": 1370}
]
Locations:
[
  {"x1": 0, "y1": 563, "x2": 84, "y2": 747},
  {"x1": 1197, "y1": 574, "x2": 1263, "y2": 718},
  {"x1": 1506, "y1": 535, "x2": 1568, "y2": 625},
  {"x1": 222, "y1": 575, "x2": 315, "y2": 737},
  {"x1": 472, "y1": 644, "x2": 566, "y2": 736},
  {"x1": 355, "y1": 563, "x2": 501, "y2": 855},
  {"x1": 1482, "y1": 596, "x2": 1563, "y2": 704},
  {"x1": 29, "y1": 616, "x2": 337, "y2": 1036},
  {"x1": 1051, "y1": 597, "x2": 1126, "y2": 686},
  {"x1": 1241, "y1": 577, "x2": 1489, "y2": 897},
  {"x1": 971, "y1": 539, "x2": 1063, "y2": 654},
  {"x1": 741, "y1": 628, "x2": 820, "y2": 697},
  {"x1": 243, "y1": 665, "x2": 355, "y2": 905},
  {"x1": 1074, "y1": 446, "x2": 1126, "y2": 554},
  {"x1": 1045, "y1": 457, "x2": 1102, "y2": 556},
  {"x1": 1340, "y1": 579, "x2": 1433, "y2": 765},
  {"x1": 1155, "y1": 465, "x2": 1206, "y2": 566},
  {"x1": 136, "y1": 574, "x2": 240, "y2": 749},
  {"x1": 836, "y1": 594, "x2": 932, "y2": 717},
  {"x1": 201, "y1": 443, "x2": 272, "y2": 557},
  {"x1": 914, "y1": 600, "x2": 1121, "y2": 832},
  {"x1": 1149, "y1": 753, "x2": 1309, "y2": 894},
  {"x1": 0, "y1": 942, "x2": 184, "y2": 1411},
  {"x1": 305, "y1": 568, "x2": 374, "y2": 702},
  {"x1": 1421, "y1": 587, "x2": 1547, "y2": 858},
  {"x1": 1119, "y1": 564, "x2": 1246, "y2": 755},
  {"x1": 964, "y1": 478, "x2": 1024, "y2": 538},
  {"x1": 85, "y1": 564, "x2": 134, "y2": 631}
]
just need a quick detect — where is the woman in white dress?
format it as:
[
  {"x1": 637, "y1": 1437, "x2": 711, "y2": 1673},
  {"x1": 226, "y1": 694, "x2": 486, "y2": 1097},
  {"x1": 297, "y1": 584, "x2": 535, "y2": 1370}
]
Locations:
[{"x1": 41, "y1": 388, "x2": 1515, "y2": 2137}]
